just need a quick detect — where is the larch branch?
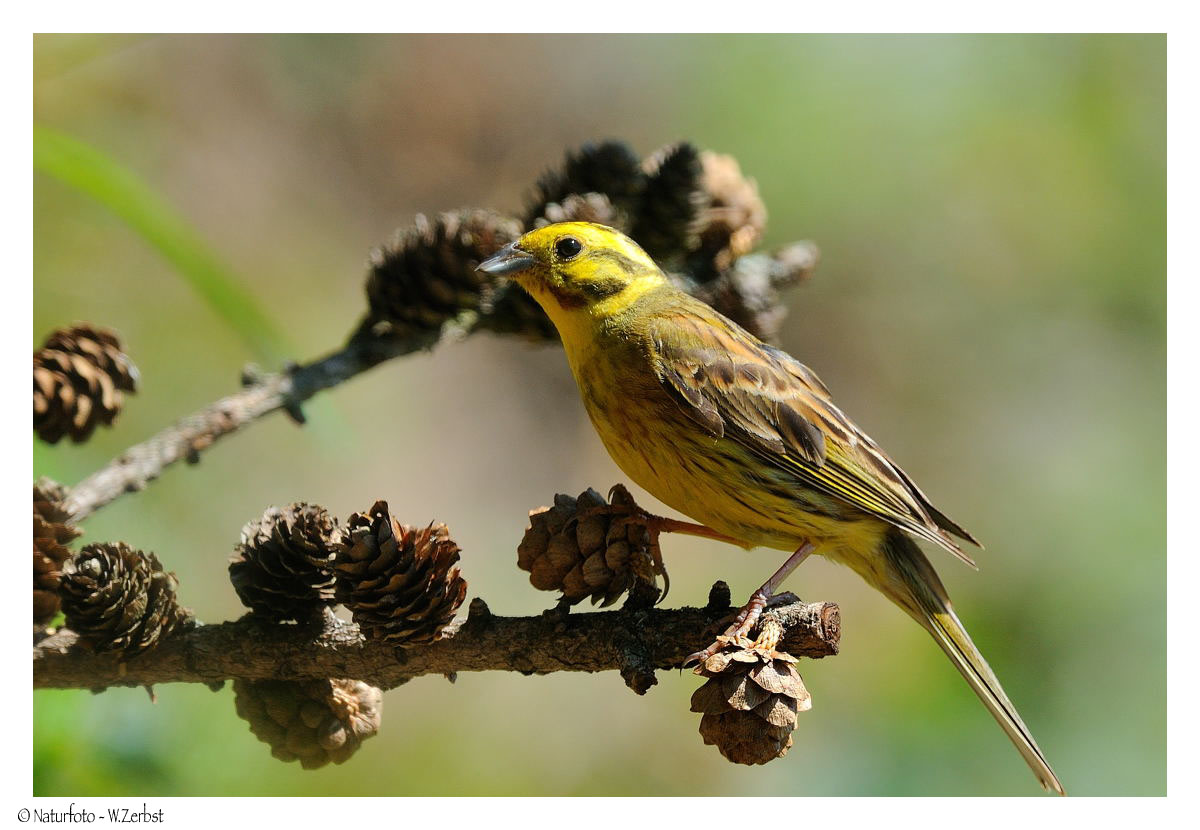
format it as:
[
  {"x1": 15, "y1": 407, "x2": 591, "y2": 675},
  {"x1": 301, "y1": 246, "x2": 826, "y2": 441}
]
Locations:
[
  {"x1": 62, "y1": 311, "x2": 480, "y2": 522},
  {"x1": 33, "y1": 594, "x2": 840, "y2": 694}
]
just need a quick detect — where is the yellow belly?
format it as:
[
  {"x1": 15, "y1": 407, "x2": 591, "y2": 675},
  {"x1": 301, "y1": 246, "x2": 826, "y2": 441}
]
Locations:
[{"x1": 565, "y1": 337, "x2": 887, "y2": 555}]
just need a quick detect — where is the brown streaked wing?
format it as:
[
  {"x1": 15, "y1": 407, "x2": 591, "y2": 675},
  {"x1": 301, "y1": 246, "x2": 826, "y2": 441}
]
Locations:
[{"x1": 647, "y1": 304, "x2": 979, "y2": 564}]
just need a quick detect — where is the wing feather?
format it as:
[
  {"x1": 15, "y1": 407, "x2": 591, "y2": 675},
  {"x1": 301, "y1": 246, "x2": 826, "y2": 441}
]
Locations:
[{"x1": 649, "y1": 308, "x2": 979, "y2": 565}]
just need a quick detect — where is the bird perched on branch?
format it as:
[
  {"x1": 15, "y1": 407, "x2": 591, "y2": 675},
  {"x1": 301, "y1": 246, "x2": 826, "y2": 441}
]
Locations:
[{"x1": 478, "y1": 222, "x2": 1064, "y2": 795}]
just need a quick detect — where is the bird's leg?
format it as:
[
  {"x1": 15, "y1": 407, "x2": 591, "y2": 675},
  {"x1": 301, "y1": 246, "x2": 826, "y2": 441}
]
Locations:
[
  {"x1": 641, "y1": 517, "x2": 743, "y2": 603},
  {"x1": 599, "y1": 514, "x2": 732, "y2": 604},
  {"x1": 643, "y1": 517, "x2": 741, "y2": 545},
  {"x1": 683, "y1": 541, "x2": 817, "y2": 668}
]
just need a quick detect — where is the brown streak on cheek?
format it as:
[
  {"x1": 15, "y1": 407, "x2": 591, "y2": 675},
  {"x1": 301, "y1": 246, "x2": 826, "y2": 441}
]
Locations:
[{"x1": 550, "y1": 286, "x2": 586, "y2": 310}]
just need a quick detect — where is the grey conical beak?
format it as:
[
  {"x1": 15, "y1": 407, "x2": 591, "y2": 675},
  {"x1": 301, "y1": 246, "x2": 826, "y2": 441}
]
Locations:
[{"x1": 476, "y1": 242, "x2": 536, "y2": 277}]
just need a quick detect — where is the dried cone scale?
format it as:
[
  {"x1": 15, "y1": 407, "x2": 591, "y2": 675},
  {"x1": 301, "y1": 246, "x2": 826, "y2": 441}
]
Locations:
[
  {"x1": 233, "y1": 678, "x2": 383, "y2": 769},
  {"x1": 690, "y1": 151, "x2": 768, "y2": 279},
  {"x1": 33, "y1": 480, "x2": 81, "y2": 625},
  {"x1": 531, "y1": 192, "x2": 623, "y2": 230},
  {"x1": 334, "y1": 501, "x2": 467, "y2": 647},
  {"x1": 33, "y1": 324, "x2": 139, "y2": 444},
  {"x1": 517, "y1": 485, "x2": 661, "y2": 606},
  {"x1": 690, "y1": 626, "x2": 811, "y2": 766}
]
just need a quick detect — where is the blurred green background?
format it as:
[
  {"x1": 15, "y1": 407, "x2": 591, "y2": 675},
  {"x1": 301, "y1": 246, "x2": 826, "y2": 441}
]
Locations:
[{"x1": 32, "y1": 34, "x2": 1165, "y2": 796}]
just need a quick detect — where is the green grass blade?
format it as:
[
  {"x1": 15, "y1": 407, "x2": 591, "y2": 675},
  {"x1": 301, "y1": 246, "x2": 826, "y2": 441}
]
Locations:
[{"x1": 33, "y1": 125, "x2": 291, "y2": 361}]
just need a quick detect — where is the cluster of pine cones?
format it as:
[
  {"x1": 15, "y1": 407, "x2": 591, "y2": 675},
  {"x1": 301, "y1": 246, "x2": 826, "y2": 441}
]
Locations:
[
  {"x1": 29, "y1": 327, "x2": 462, "y2": 768},
  {"x1": 229, "y1": 500, "x2": 467, "y2": 646},
  {"x1": 29, "y1": 322, "x2": 186, "y2": 654},
  {"x1": 30, "y1": 323, "x2": 468, "y2": 650},
  {"x1": 33, "y1": 488, "x2": 461, "y2": 769},
  {"x1": 31, "y1": 325, "x2": 185, "y2": 656},
  {"x1": 361, "y1": 140, "x2": 817, "y2": 345},
  {"x1": 225, "y1": 499, "x2": 466, "y2": 768}
]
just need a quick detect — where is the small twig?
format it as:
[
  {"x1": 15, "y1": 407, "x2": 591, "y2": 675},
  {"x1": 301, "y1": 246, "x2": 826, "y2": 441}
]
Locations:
[
  {"x1": 33, "y1": 595, "x2": 840, "y2": 692},
  {"x1": 62, "y1": 311, "x2": 479, "y2": 522}
]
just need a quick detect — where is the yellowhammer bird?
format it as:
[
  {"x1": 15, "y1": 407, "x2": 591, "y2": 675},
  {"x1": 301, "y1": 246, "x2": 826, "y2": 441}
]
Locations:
[{"x1": 478, "y1": 221, "x2": 1064, "y2": 795}]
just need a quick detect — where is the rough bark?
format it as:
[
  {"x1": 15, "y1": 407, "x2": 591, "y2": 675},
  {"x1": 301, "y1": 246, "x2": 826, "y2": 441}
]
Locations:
[{"x1": 34, "y1": 593, "x2": 840, "y2": 695}]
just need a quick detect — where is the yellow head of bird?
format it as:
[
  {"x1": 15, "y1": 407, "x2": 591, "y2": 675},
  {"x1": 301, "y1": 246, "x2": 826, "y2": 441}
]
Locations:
[{"x1": 476, "y1": 222, "x2": 668, "y2": 324}]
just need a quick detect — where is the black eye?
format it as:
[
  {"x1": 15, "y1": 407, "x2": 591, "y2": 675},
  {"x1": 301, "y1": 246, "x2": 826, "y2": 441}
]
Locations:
[{"x1": 555, "y1": 236, "x2": 582, "y2": 260}]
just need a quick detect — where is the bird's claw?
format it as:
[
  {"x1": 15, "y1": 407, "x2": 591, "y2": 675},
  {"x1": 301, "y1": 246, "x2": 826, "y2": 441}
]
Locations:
[
  {"x1": 645, "y1": 528, "x2": 670, "y2": 603},
  {"x1": 683, "y1": 587, "x2": 775, "y2": 671},
  {"x1": 683, "y1": 633, "x2": 755, "y2": 670}
]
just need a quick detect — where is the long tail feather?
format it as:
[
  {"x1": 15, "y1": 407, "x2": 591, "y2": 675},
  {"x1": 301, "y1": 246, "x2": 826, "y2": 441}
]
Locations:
[{"x1": 850, "y1": 528, "x2": 1065, "y2": 795}]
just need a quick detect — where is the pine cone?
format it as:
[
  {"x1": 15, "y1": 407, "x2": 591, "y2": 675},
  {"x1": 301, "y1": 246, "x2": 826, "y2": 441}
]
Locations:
[
  {"x1": 364, "y1": 209, "x2": 523, "y2": 337},
  {"x1": 524, "y1": 140, "x2": 645, "y2": 228},
  {"x1": 59, "y1": 542, "x2": 192, "y2": 658},
  {"x1": 33, "y1": 480, "x2": 81, "y2": 625},
  {"x1": 690, "y1": 637, "x2": 811, "y2": 765},
  {"x1": 229, "y1": 504, "x2": 339, "y2": 622},
  {"x1": 689, "y1": 151, "x2": 768, "y2": 281},
  {"x1": 34, "y1": 324, "x2": 139, "y2": 444},
  {"x1": 517, "y1": 484, "x2": 661, "y2": 607},
  {"x1": 233, "y1": 678, "x2": 383, "y2": 769},
  {"x1": 634, "y1": 142, "x2": 704, "y2": 266},
  {"x1": 334, "y1": 501, "x2": 467, "y2": 647}
]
